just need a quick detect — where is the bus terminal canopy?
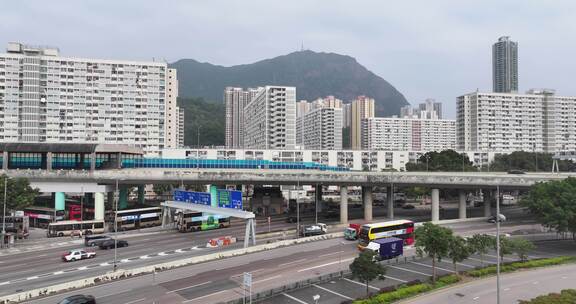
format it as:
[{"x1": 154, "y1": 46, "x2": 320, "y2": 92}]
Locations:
[{"x1": 161, "y1": 201, "x2": 255, "y2": 219}]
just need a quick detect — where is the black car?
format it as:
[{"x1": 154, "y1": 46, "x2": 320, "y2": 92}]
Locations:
[
  {"x1": 84, "y1": 235, "x2": 111, "y2": 247},
  {"x1": 507, "y1": 170, "x2": 526, "y2": 174},
  {"x1": 401, "y1": 204, "x2": 415, "y2": 209},
  {"x1": 98, "y1": 239, "x2": 129, "y2": 250},
  {"x1": 57, "y1": 294, "x2": 96, "y2": 304}
]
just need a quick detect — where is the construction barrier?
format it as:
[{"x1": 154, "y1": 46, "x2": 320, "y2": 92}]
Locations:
[{"x1": 207, "y1": 236, "x2": 237, "y2": 248}]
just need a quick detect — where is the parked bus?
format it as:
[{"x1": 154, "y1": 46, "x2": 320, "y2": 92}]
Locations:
[
  {"x1": 0, "y1": 216, "x2": 30, "y2": 239},
  {"x1": 358, "y1": 219, "x2": 415, "y2": 250},
  {"x1": 68, "y1": 204, "x2": 95, "y2": 221},
  {"x1": 176, "y1": 212, "x2": 231, "y2": 232},
  {"x1": 24, "y1": 207, "x2": 65, "y2": 228},
  {"x1": 106, "y1": 207, "x2": 162, "y2": 232},
  {"x1": 47, "y1": 220, "x2": 105, "y2": 237}
]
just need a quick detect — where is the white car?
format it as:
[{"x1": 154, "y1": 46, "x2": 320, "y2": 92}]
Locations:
[{"x1": 62, "y1": 249, "x2": 96, "y2": 262}]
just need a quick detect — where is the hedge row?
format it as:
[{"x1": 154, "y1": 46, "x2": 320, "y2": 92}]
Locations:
[
  {"x1": 354, "y1": 256, "x2": 576, "y2": 304},
  {"x1": 468, "y1": 256, "x2": 576, "y2": 277},
  {"x1": 518, "y1": 289, "x2": 576, "y2": 304}
]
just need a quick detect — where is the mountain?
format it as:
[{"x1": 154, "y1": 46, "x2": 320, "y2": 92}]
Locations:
[{"x1": 170, "y1": 50, "x2": 408, "y2": 117}]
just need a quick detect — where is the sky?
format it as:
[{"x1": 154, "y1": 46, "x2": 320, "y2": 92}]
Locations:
[{"x1": 2, "y1": 0, "x2": 576, "y2": 118}]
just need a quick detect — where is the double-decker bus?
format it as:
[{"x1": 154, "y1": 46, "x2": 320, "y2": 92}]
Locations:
[
  {"x1": 106, "y1": 207, "x2": 162, "y2": 232},
  {"x1": 0, "y1": 216, "x2": 30, "y2": 239},
  {"x1": 68, "y1": 205, "x2": 95, "y2": 221},
  {"x1": 47, "y1": 220, "x2": 106, "y2": 237},
  {"x1": 24, "y1": 207, "x2": 65, "y2": 228},
  {"x1": 358, "y1": 219, "x2": 415, "y2": 250},
  {"x1": 176, "y1": 212, "x2": 231, "y2": 232}
]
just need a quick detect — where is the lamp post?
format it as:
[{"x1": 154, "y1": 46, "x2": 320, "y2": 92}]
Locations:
[
  {"x1": 296, "y1": 180, "x2": 300, "y2": 238},
  {"x1": 2, "y1": 176, "x2": 7, "y2": 247},
  {"x1": 113, "y1": 179, "x2": 119, "y2": 272},
  {"x1": 496, "y1": 184, "x2": 501, "y2": 304},
  {"x1": 80, "y1": 186, "x2": 84, "y2": 222}
]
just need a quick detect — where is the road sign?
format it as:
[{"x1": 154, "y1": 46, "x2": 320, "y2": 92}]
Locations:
[
  {"x1": 173, "y1": 190, "x2": 211, "y2": 206},
  {"x1": 217, "y1": 189, "x2": 243, "y2": 209},
  {"x1": 243, "y1": 272, "x2": 252, "y2": 286}
]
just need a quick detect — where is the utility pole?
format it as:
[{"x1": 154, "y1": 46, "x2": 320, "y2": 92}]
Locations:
[
  {"x1": 296, "y1": 180, "x2": 300, "y2": 238},
  {"x1": 496, "y1": 185, "x2": 501, "y2": 304},
  {"x1": 2, "y1": 176, "x2": 7, "y2": 248},
  {"x1": 113, "y1": 179, "x2": 119, "y2": 272},
  {"x1": 80, "y1": 186, "x2": 84, "y2": 222}
]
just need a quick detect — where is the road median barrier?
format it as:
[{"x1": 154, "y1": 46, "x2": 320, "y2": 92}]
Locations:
[{"x1": 0, "y1": 232, "x2": 343, "y2": 304}]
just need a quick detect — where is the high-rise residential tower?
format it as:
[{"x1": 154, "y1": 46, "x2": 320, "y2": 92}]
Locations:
[
  {"x1": 0, "y1": 42, "x2": 180, "y2": 155},
  {"x1": 493, "y1": 36, "x2": 518, "y2": 93},
  {"x1": 224, "y1": 87, "x2": 254, "y2": 148},
  {"x1": 350, "y1": 96, "x2": 375, "y2": 149},
  {"x1": 243, "y1": 86, "x2": 296, "y2": 149}
]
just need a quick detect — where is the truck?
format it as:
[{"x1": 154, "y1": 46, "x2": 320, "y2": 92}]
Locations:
[
  {"x1": 300, "y1": 223, "x2": 327, "y2": 237},
  {"x1": 344, "y1": 223, "x2": 362, "y2": 240},
  {"x1": 365, "y1": 237, "x2": 403, "y2": 260}
]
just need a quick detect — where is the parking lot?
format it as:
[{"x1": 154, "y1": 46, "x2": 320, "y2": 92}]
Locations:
[{"x1": 257, "y1": 240, "x2": 576, "y2": 304}]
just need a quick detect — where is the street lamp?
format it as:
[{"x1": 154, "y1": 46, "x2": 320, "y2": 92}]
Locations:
[
  {"x1": 113, "y1": 179, "x2": 119, "y2": 272},
  {"x1": 495, "y1": 185, "x2": 503, "y2": 304},
  {"x1": 296, "y1": 180, "x2": 300, "y2": 238}
]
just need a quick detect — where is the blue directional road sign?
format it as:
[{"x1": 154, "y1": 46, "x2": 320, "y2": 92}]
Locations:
[
  {"x1": 217, "y1": 189, "x2": 243, "y2": 210},
  {"x1": 173, "y1": 190, "x2": 212, "y2": 206}
]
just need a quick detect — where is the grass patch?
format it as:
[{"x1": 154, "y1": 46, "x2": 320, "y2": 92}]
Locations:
[
  {"x1": 354, "y1": 256, "x2": 576, "y2": 304},
  {"x1": 468, "y1": 256, "x2": 576, "y2": 277}
]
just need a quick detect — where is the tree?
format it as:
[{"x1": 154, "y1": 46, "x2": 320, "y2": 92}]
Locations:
[
  {"x1": 510, "y1": 238, "x2": 535, "y2": 262},
  {"x1": 497, "y1": 237, "x2": 514, "y2": 263},
  {"x1": 468, "y1": 234, "x2": 496, "y2": 267},
  {"x1": 153, "y1": 184, "x2": 173, "y2": 196},
  {"x1": 405, "y1": 150, "x2": 477, "y2": 172},
  {"x1": 489, "y1": 151, "x2": 575, "y2": 172},
  {"x1": 447, "y1": 235, "x2": 471, "y2": 275},
  {"x1": 349, "y1": 250, "x2": 386, "y2": 297},
  {"x1": 0, "y1": 175, "x2": 39, "y2": 212},
  {"x1": 520, "y1": 177, "x2": 576, "y2": 241},
  {"x1": 415, "y1": 222, "x2": 453, "y2": 283}
]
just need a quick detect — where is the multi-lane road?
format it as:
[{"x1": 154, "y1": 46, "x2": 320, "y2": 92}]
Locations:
[{"x1": 1, "y1": 206, "x2": 543, "y2": 304}]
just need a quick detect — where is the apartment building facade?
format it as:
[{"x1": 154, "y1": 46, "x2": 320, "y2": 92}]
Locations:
[
  {"x1": 296, "y1": 107, "x2": 342, "y2": 150},
  {"x1": 351, "y1": 96, "x2": 375, "y2": 149},
  {"x1": 0, "y1": 42, "x2": 181, "y2": 155}
]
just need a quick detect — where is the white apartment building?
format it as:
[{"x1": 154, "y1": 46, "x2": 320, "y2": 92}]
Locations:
[
  {"x1": 243, "y1": 86, "x2": 296, "y2": 149},
  {"x1": 176, "y1": 107, "x2": 185, "y2": 147},
  {"x1": 351, "y1": 96, "x2": 375, "y2": 149},
  {"x1": 296, "y1": 107, "x2": 342, "y2": 150},
  {"x1": 362, "y1": 117, "x2": 456, "y2": 151},
  {"x1": 457, "y1": 90, "x2": 576, "y2": 153},
  {"x1": 0, "y1": 42, "x2": 181, "y2": 155},
  {"x1": 224, "y1": 87, "x2": 257, "y2": 148},
  {"x1": 162, "y1": 148, "x2": 494, "y2": 172}
]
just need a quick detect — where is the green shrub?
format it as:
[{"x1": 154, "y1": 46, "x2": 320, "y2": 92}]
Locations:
[
  {"x1": 435, "y1": 274, "x2": 460, "y2": 287},
  {"x1": 468, "y1": 256, "x2": 576, "y2": 277},
  {"x1": 354, "y1": 284, "x2": 432, "y2": 304},
  {"x1": 518, "y1": 289, "x2": 576, "y2": 304}
]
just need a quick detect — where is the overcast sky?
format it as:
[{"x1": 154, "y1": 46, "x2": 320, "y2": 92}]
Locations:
[{"x1": 2, "y1": 0, "x2": 576, "y2": 118}]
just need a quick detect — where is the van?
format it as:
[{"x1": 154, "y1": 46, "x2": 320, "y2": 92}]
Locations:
[{"x1": 84, "y1": 235, "x2": 111, "y2": 247}]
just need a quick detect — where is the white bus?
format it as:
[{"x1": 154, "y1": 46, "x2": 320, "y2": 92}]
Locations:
[
  {"x1": 106, "y1": 207, "x2": 163, "y2": 232},
  {"x1": 47, "y1": 220, "x2": 105, "y2": 237}
]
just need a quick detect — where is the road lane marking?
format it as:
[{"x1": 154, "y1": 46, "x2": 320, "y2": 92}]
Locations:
[
  {"x1": 140, "y1": 255, "x2": 149, "y2": 259},
  {"x1": 319, "y1": 251, "x2": 344, "y2": 258},
  {"x1": 467, "y1": 257, "x2": 495, "y2": 264},
  {"x1": 313, "y1": 284, "x2": 354, "y2": 300},
  {"x1": 504, "y1": 288, "x2": 510, "y2": 291},
  {"x1": 282, "y1": 293, "x2": 308, "y2": 304},
  {"x1": 124, "y1": 298, "x2": 147, "y2": 304},
  {"x1": 473, "y1": 296, "x2": 480, "y2": 300},
  {"x1": 253, "y1": 275, "x2": 282, "y2": 284},
  {"x1": 192, "y1": 246, "x2": 202, "y2": 250},
  {"x1": 100, "y1": 263, "x2": 110, "y2": 266},
  {"x1": 53, "y1": 271, "x2": 64, "y2": 275},
  {"x1": 77, "y1": 267, "x2": 87, "y2": 270},
  {"x1": 182, "y1": 290, "x2": 228, "y2": 303},
  {"x1": 167, "y1": 281, "x2": 213, "y2": 293},
  {"x1": 381, "y1": 275, "x2": 408, "y2": 283},
  {"x1": 297, "y1": 258, "x2": 354, "y2": 272},
  {"x1": 158, "y1": 252, "x2": 167, "y2": 256},
  {"x1": 389, "y1": 265, "x2": 430, "y2": 276},
  {"x1": 279, "y1": 259, "x2": 307, "y2": 267},
  {"x1": 175, "y1": 249, "x2": 184, "y2": 253},
  {"x1": 121, "y1": 259, "x2": 130, "y2": 263},
  {"x1": 0, "y1": 282, "x2": 10, "y2": 286},
  {"x1": 438, "y1": 260, "x2": 475, "y2": 269},
  {"x1": 26, "y1": 276, "x2": 38, "y2": 280},
  {"x1": 343, "y1": 278, "x2": 379, "y2": 290},
  {"x1": 410, "y1": 261, "x2": 455, "y2": 273}
]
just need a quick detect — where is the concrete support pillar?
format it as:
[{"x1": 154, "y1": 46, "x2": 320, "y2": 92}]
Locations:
[
  {"x1": 484, "y1": 190, "x2": 492, "y2": 217},
  {"x1": 138, "y1": 185, "x2": 145, "y2": 205},
  {"x1": 90, "y1": 152, "x2": 96, "y2": 171},
  {"x1": 94, "y1": 193, "x2": 105, "y2": 220},
  {"x1": 55, "y1": 192, "x2": 65, "y2": 211},
  {"x1": 46, "y1": 152, "x2": 53, "y2": 171},
  {"x1": 117, "y1": 152, "x2": 122, "y2": 169},
  {"x1": 458, "y1": 190, "x2": 467, "y2": 219},
  {"x1": 363, "y1": 186, "x2": 373, "y2": 222},
  {"x1": 386, "y1": 185, "x2": 394, "y2": 220},
  {"x1": 340, "y1": 186, "x2": 348, "y2": 224},
  {"x1": 431, "y1": 188, "x2": 440, "y2": 222},
  {"x1": 119, "y1": 188, "x2": 128, "y2": 210},
  {"x1": 315, "y1": 184, "x2": 323, "y2": 213},
  {"x1": 2, "y1": 151, "x2": 7, "y2": 170},
  {"x1": 107, "y1": 192, "x2": 114, "y2": 208}
]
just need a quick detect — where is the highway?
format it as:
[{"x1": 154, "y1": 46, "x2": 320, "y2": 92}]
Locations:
[
  {"x1": 9, "y1": 210, "x2": 545, "y2": 304},
  {"x1": 0, "y1": 205, "x2": 532, "y2": 298}
]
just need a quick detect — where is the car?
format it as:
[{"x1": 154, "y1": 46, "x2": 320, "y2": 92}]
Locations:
[
  {"x1": 487, "y1": 214, "x2": 507, "y2": 223},
  {"x1": 84, "y1": 235, "x2": 112, "y2": 247},
  {"x1": 57, "y1": 294, "x2": 96, "y2": 304},
  {"x1": 401, "y1": 204, "x2": 415, "y2": 209},
  {"x1": 507, "y1": 170, "x2": 526, "y2": 174},
  {"x1": 285, "y1": 215, "x2": 297, "y2": 223},
  {"x1": 99, "y1": 239, "x2": 129, "y2": 250},
  {"x1": 62, "y1": 249, "x2": 96, "y2": 262}
]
